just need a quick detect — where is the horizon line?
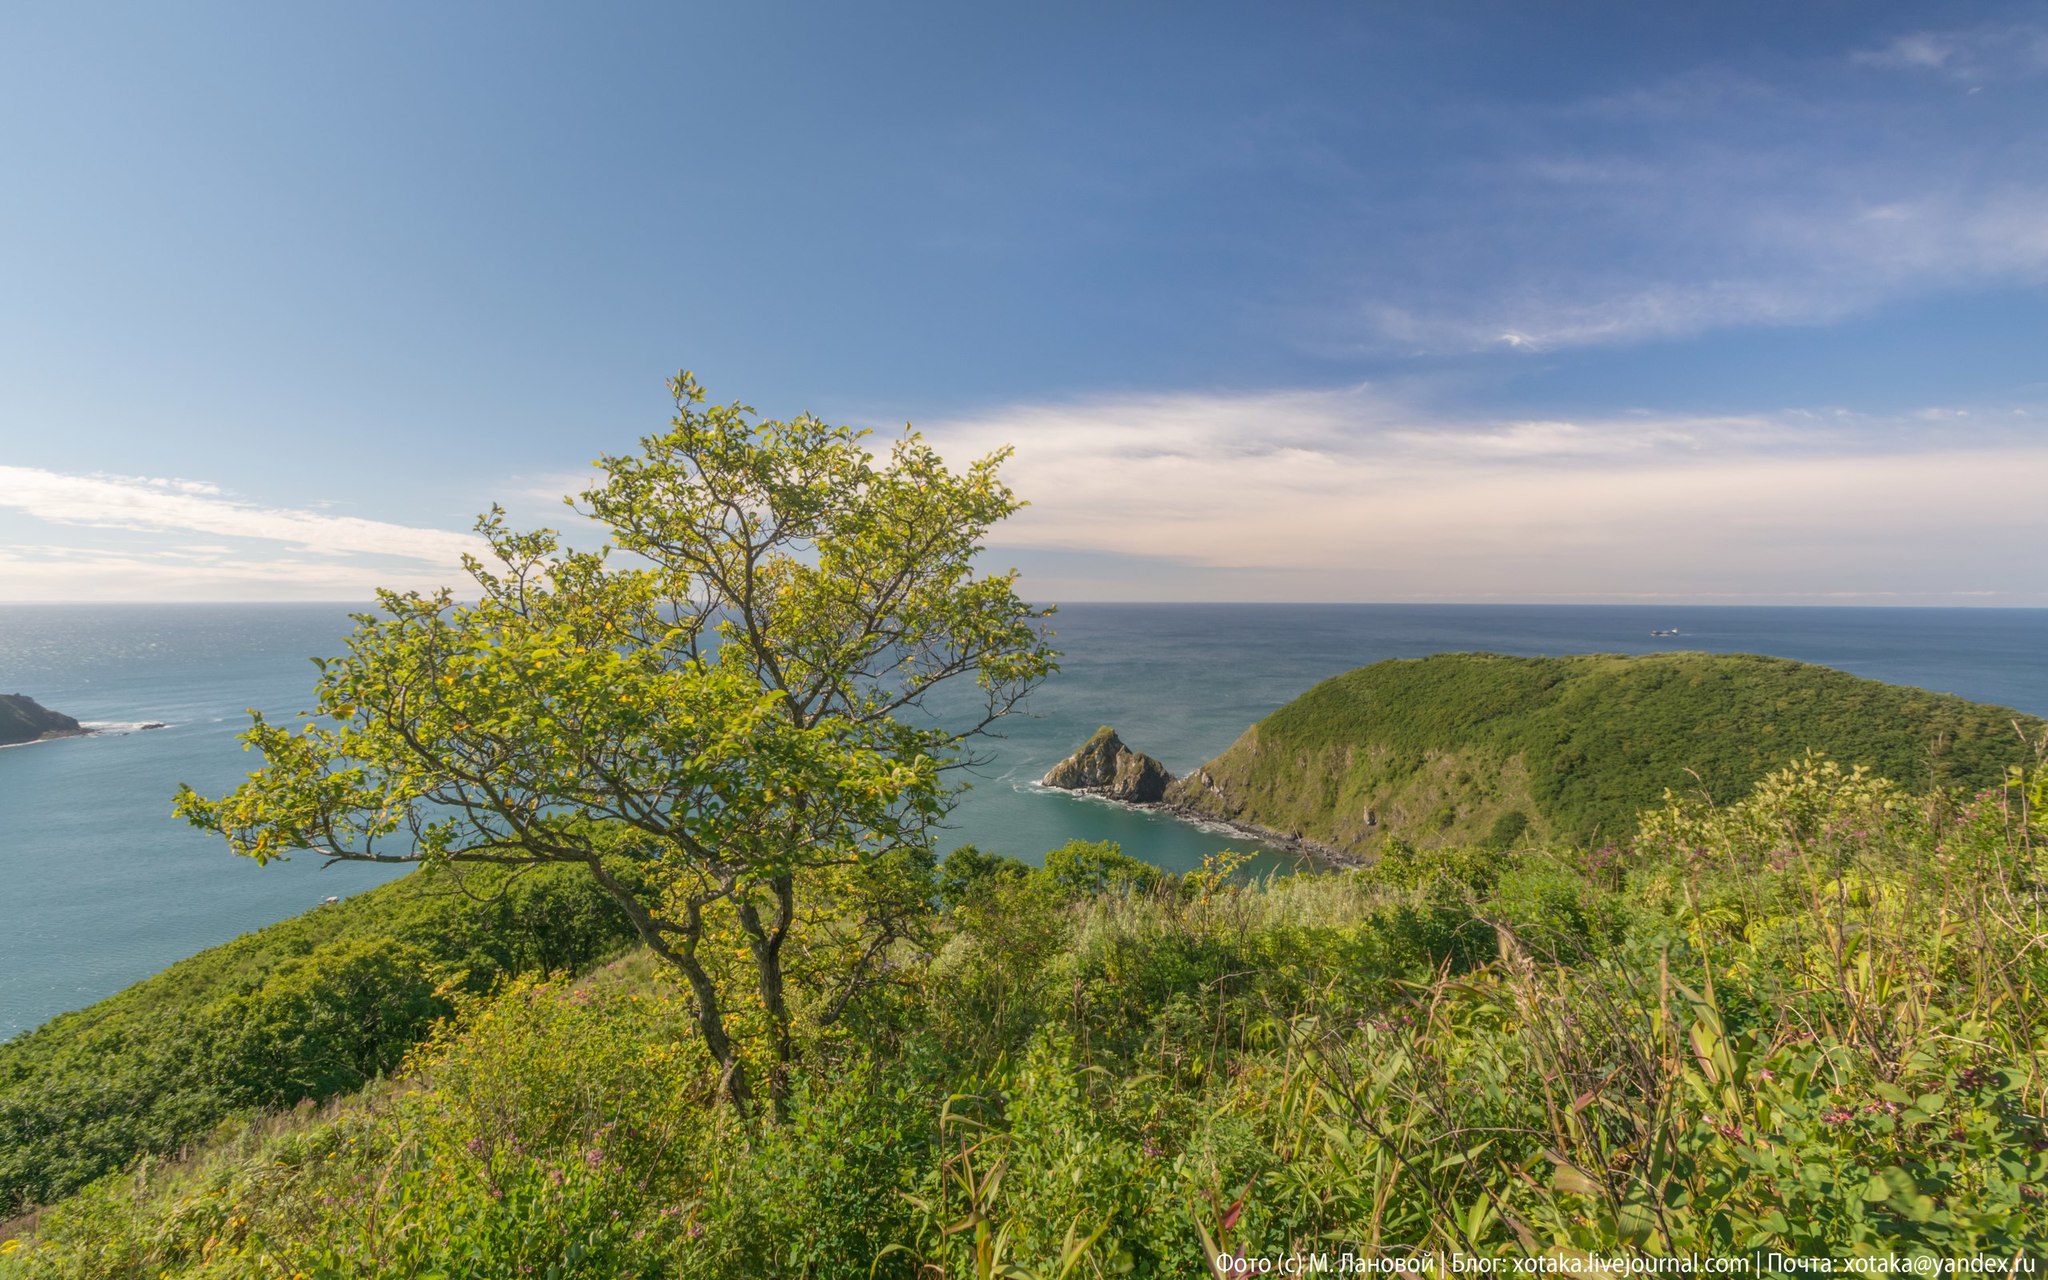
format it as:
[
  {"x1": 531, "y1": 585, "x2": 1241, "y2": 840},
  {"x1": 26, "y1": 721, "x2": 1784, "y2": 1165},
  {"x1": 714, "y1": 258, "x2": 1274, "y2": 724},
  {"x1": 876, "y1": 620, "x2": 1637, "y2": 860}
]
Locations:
[{"x1": 3, "y1": 598, "x2": 2045, "y2": 610}]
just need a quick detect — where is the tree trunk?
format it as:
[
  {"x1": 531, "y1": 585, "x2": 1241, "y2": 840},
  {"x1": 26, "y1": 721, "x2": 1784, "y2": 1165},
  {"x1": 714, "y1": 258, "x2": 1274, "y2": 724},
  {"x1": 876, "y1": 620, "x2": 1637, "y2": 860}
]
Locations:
[
  {"x1": 583, "y1": 856, "x2": 754, "y2": 1117},
  {"x1": 670, "y1": 940, "x2": 756, "y2": 1117},
  {"x1": 737, "y1": 873, "x2": 797, "y2": 1123}
]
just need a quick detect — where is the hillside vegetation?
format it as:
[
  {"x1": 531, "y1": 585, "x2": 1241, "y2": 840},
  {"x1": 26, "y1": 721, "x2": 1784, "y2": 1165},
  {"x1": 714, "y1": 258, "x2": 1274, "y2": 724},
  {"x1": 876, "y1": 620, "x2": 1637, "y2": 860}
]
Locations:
[
  {"x1": 0, "y1": 865, "x2": 635, "y2": 1216},
  {"x1": 0, "y1": 697, "x2": 81, "y2": 747},
  {"x1": 1166, "y1": 652, "x2": 2042, "y2": 853},
  {"x1": 4, "y1": 752, "x2": 2045, "y2": 1274}
]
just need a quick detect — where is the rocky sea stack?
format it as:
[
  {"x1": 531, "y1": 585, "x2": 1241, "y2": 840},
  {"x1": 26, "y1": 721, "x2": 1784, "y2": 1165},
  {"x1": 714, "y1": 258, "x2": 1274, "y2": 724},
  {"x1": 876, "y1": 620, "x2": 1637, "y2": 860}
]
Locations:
[
  {"x1": 0, "y1": 694, "x2": 86, "y2": 747},
  {"x1": 1039, "y1": 725, "x2": 1174, "y2": 803}
]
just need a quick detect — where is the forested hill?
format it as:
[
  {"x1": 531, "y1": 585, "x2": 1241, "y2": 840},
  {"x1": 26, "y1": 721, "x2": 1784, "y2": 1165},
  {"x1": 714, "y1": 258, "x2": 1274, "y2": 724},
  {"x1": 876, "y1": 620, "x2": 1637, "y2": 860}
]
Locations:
[{"x1": 1164, "y1": 651, "x2": 2043, "y2": 853}]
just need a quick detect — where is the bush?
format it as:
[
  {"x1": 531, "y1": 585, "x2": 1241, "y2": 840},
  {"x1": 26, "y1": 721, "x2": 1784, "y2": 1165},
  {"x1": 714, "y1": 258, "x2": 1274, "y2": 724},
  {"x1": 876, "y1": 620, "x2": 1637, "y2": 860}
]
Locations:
[
  {"x1": 1042, "y1": 839, "x2": 1163, "y2": 897},
  {"x1": 9, "y1": 758, "x2": 2048, "y2": 1273},
  {"x1": 0, "y1": 864, "x2": 633, "y2": 1215},
  {"x1": 207, "y1": 936, "x2": 449, "y2": 1106},
  {"x1": 935, "y1": 844, "x2": 1032, "y2": 909}
]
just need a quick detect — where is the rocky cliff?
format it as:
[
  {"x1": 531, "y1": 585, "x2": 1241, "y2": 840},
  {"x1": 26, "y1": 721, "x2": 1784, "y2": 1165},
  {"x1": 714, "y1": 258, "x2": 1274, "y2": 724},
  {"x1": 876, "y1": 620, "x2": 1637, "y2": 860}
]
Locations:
[
  {"x1": 0, "y1": 694, "x2": 85, "y2": 747},
  {"x1": 1040, "y1": 725, "x2": 1174, "y2": 803}
]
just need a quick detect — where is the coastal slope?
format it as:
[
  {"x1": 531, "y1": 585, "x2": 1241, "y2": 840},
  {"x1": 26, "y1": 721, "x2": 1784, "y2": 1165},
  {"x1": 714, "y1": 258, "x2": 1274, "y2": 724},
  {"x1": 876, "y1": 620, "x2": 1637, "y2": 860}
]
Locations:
[
  {"x1": 1147, "y1": 652, "x2": 2041, "y2": 855},
  {"x1": 0, "y1": 695, "x2": 83, "y2": 747},
  {"x1": 0, "y1": 864, "x2": 636, "y2": 1216}
]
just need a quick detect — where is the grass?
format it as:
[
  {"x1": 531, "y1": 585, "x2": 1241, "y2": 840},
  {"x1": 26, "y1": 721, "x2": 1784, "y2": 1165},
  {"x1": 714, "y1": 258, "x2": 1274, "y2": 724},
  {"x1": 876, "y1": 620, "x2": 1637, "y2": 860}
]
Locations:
[
  {"x1": 1169, "y1": 652, "x2": 2043, "y2": 852},
  {"x1": 4, "y1": 750, "x2": 2044, "y2": 1275},
  {"x1": 0, "y1": 863, "x2": 636, "y2": 1216}
]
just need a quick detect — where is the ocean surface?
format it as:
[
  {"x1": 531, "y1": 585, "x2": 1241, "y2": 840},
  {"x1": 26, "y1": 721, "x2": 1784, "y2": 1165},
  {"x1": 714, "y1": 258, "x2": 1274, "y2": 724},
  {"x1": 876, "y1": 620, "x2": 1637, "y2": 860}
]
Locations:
[{"x1": 4, "y1": 602, "x2": 2046, "y2": 1040}]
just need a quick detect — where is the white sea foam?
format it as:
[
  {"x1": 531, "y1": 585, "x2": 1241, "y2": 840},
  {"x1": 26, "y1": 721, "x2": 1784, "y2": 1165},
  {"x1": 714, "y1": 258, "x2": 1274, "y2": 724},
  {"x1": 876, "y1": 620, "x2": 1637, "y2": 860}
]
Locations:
[{"x1": 1018, "y1": 780, "x2": 1280, "y2": 844}]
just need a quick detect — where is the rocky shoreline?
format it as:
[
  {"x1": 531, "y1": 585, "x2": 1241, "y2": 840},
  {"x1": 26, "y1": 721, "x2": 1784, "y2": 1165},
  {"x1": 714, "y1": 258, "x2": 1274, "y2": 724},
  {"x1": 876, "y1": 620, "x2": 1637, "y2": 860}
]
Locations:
[
  {"x1": 0, "y1": 694, "x2": 85, "y2": 747},
  {"x1": 0, "y1": 694, "x2": 165, "y2": 748},
  {"x1": 1152, "y1": 801, "x2": 1360, "y2": 867},
  {"x1": 1039, "y1": 725, "x2": 1364, "y2": 868}
]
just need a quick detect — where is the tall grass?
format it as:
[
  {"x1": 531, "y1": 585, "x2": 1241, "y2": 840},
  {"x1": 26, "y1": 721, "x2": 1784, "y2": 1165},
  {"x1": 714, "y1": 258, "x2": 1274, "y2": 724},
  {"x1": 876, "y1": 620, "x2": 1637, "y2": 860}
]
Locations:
[{"x1": 5, "y1": 757, "x2": 2044, "y2": 1277}]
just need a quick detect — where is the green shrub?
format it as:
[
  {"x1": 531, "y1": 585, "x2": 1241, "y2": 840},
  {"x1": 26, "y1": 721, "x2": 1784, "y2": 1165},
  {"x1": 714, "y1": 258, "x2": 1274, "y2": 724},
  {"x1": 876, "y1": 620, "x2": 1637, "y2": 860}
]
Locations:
[
  {"x1": 0, "y1": 863, "x2": 633, "y2": 1215},
  {"x1": 9, "y1": 758, "x2": 2048, "y2": 1274},
  {"x1": 1042, "y1": 839, "x2": 1163, "y2": 897},
  {"x1": 935, "y1": 843, "x2": 1033, "y2": 909},
  {"x1": 1485, "y1": 809, "x2": 1530, "y2": 849},
  {"x1": 207, "y1": 936, "x2": 448, "y2": 1106}
]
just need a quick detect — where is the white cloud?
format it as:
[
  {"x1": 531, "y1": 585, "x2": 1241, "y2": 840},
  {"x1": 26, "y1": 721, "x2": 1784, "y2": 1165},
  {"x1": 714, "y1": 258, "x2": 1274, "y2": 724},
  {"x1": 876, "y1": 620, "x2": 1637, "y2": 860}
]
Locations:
[
  {"x1": 1853, "y1": 24, "x2": 2048, "y2": 81},
  {"x1": 1382, "y1": 184, "x2": 2048, "y2": 352},
  {"x1": 1857, "y1": 33, "x2": 1955, "y2": 72},
  {"x1": 7, "y1": 403, "x2": 2041, "y2": 605},
  {"x1": 0, "y1": 466, "x2": 485, "y2": 564},
  {"x1": 0, "y1": 545, "x2": 464, "y2": 602},
  {"x1": 1343, "y1": 29, "x2": 2048, "y2": 352},
  {"x1": 0, "y1": 467, "x2": 488, "y2": 600},
  {"x1": 924, "y1": 388, "x2": 2048, "y2": 604}
]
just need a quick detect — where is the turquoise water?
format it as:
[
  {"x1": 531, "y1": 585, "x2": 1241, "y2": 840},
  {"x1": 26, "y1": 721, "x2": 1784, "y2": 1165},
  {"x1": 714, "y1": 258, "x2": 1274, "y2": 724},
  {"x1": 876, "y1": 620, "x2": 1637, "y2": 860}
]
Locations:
[{"x1": 4, "y1": 602, "x2": 2046, "y2": 1039}]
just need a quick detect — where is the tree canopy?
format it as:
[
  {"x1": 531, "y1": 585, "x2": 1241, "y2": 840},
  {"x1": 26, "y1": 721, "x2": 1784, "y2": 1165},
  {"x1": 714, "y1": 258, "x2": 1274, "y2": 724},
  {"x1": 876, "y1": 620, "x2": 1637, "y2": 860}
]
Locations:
[{"x1": 176, "y1": 371, "x2": 1058, "y2": 1117}]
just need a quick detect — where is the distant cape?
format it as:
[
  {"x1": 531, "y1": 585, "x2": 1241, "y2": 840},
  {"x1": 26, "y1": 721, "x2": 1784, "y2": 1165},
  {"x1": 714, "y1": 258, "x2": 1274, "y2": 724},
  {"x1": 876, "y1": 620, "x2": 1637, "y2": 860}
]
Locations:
[
  {"x1": 1040, "y1": 652, "x2": 2045, "y2": 862},
  {"x1": 0, "y1": 694, "x2": 86, "y2": 746}
]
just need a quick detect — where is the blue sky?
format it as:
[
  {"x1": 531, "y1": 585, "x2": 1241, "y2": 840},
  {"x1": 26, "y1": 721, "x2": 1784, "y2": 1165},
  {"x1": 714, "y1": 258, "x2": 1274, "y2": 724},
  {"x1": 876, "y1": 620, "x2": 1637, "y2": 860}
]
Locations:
[{"x1": 3, "y1": 2, "x2": 2045, "y2": 603}]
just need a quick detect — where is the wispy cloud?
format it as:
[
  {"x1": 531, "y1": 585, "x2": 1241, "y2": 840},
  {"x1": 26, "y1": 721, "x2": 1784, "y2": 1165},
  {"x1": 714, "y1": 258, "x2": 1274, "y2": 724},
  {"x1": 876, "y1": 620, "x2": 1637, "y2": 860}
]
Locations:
[
  {"x1": 1336, "y1": 25, "x2": 2048, "y2": 352},
  {"x1": 0, "y1": 545, "x2": 464, "y2": 602},
  {"x1": 1384, "y1": 181, "x2": 2048, "y2": 353},
  {"x1": 0, "y1": 466, "x2": 484, "y2": 564},
  {"x1": 6, "y1": 404, "x2": 2039, "y2": 605},
  {"x1": 0, "y1": 467, "x2": 486, "y2": 600},
  {"x1": 925, "y1": 389, "x2": 2048, "y2": 604},
  {"x1": 1853, "y1": 23, "x2": 2048, "y2": 82}
]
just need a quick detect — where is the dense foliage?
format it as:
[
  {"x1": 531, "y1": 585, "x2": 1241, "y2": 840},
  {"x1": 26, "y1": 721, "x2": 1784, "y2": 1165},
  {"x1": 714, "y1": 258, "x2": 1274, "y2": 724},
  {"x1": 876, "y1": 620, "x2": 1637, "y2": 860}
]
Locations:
[
  {"x1": 0, "y1": 865, "x2": 634, "y2": 1216},
  {"x1": 1172, "y1": 651, "x2": 2043, "y2": 851},
  {"x1": 175, "y1": 371, "x2": 1056, "y2": 1119},
  {"x1": 7, "y1": 755, "x2": 2044, "y2": 1275}
]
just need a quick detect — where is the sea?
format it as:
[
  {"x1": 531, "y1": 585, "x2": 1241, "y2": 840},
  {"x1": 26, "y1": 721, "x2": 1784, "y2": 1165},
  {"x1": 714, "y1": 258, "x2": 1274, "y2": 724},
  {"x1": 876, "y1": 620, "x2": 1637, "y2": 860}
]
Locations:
[{"x1": 4, "y1": 602, "x2": 2046, "y2": 1041}]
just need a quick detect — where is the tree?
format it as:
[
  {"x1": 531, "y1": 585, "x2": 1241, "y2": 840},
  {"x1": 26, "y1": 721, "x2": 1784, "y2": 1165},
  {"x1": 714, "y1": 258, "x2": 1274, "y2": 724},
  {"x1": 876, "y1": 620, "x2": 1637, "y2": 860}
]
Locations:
[{"x1": 176, "y1": 371, "x2": 1058, "y2": 1118}]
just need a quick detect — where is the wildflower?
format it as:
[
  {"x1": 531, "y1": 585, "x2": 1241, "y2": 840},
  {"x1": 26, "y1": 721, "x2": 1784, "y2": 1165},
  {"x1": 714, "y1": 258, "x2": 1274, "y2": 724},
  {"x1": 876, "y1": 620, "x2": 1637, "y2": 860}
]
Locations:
[{"x1": 1819, "y1": 1107, "x2": 1854, "y2": 1125}]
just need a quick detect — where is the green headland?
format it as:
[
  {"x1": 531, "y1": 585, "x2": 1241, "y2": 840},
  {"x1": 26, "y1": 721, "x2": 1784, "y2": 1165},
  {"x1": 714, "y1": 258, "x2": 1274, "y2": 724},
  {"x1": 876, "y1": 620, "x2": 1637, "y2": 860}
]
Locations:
[
  {"x1": 1159, "y1": 651, "x2": 2041, "y2": 854},
  {"x1": 0, "y1": 696, "x2": 83, "y2": 748}
]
